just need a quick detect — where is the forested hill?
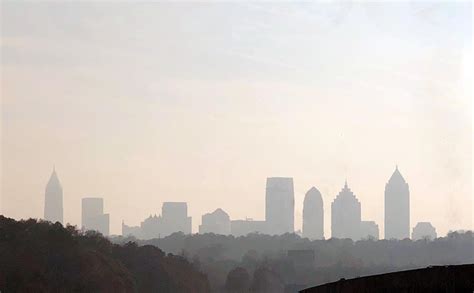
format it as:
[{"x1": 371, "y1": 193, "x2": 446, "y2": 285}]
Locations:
[{"x1": 0, "y1": 216, "x2": 210, "y2": 293}]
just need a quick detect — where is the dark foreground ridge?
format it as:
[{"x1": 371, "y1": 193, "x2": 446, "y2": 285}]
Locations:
[
  {"x1": 0, "y1": 216, "x2": 210, "y2": 293},
  {"x1": 301, "y1": 264, "x2": 474, "y2": 293}
]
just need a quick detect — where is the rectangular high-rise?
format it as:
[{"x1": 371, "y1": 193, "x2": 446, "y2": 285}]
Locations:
[
  {"x1": 82, "y1": 197, "x2": 110, "y2": 236},
  {"x1": 161, "y1": 202, "x2": 192, "y2": 236},
  {"x1": 265, "y1": 177, "x2": 294, "y2": 235}
]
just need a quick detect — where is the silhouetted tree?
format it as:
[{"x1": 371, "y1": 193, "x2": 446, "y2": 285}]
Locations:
[
  {"x1": 225, "y1": 267, "x2": 250, "y2": 293},
  {"x1": 250, "y1": 266, "x2": 284, "y2": 293},
  {"x1": 0, "y1": 216, "x2": 210, "y2": 293}
]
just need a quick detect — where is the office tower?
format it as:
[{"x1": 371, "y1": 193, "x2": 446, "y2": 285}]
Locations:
[
  {"x1": 82, "y1": 197, "x2": 109, "y2": 236},
  {"x1": 385, "y1": 166, "x2": 410, "y2": 239},
  {"x1": 331, "y1": 181, "x2": 361, "y2": 240},
  {"x1": 265, "y1": 177, "x2": 294, "y2": 235},
  {"x1": 44, "y1": 167, "x2": 63, "y2": 224},
  {"x1": 161, "y1": 202, "x2": 192, "y2": 236},
  {"x1": 302, "y1": 187, "x2": 324, "y2": 240}
]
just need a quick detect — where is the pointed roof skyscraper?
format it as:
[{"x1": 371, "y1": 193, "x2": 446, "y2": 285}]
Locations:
[
  {"x1": 388, "y1": 165, "x2": 406, "y2": 184},
  {"x1": 46, "y1": 166, "x2": 62, "y2": 190},
  {"x1": 385, "y1": 165, "x2": 410, "y2": 239},
  {"x1": 44, "y1": 166, "x2": 63, "y2": 224},
  {"x1": 331, "y1": 180, "x2": 361, "y2": 240}
]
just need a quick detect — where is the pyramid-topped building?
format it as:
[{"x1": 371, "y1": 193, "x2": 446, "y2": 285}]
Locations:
[
  {"x1": 331, "y1": 181, "x2": 361, "y2": 240},
  {"x1": 385, "y1": 166, "x2": 410, "y2": 239},
  {"x1": 44, "y1": 167, "x2": 63, "y2": 224}
]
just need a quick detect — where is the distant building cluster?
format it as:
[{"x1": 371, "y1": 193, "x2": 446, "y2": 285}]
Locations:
[
  {"x1": 44, "y1": 166, "x2": 438, "y2": 240},
  {"x1": 123, "y1": 202, "x2": 191, "y2": 239}
]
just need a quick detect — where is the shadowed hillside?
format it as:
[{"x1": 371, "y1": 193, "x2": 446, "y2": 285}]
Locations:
[
  {"x1": 0, "y1": 216, "x2": 210, "y2": 293},
  {"x1": 112, "y1": 231, "x2": 473, "y2": 292}
]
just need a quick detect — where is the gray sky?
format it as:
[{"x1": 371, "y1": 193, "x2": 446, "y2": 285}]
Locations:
[{"x1": 1, "y1": 1, "x2": 472, "y2": 236}]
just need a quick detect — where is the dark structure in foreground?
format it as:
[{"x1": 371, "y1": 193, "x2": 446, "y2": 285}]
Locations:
[{"x1": 301, "y1": 264, "x2": 474, "y2": 293}]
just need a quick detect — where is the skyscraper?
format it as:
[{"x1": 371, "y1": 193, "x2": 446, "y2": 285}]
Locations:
[
  {"x1": 44, "y1": 167, "x2": 63, "y2": 224},
  {"x1": 302, "y1": 187, "x2": 324, "y2": 240},
  {"x1": 82, "y1": 197, "x2": 110, "y2": 236},
  {"x1": 265, "y1": 177, "x2": 294, "y2": 235},
  {"x1": 161, "y1": 202, "x2": 192, "y2": 236},
  {"x1": 384, "y1": 166, "x2": 410, "y2": 239},
  {"x1": 331, "y1": 181, "x2": 361, "y2": 240}
]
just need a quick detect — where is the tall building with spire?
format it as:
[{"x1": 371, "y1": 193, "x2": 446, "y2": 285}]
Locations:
[
  {"x1": 384, "y1": 166, "x2": 410, "y2": 239},
  {"x1": 265, "y1": 177, "x2": 295, "y2": 235},
  {"x1": 44, "y1": 167, "x2": 63, "y2": 224},
  {"x1": 331, "y1": 181, "x2": 361, "y2": 240},
  {"x1": 303, "y1": 187, "x2": 324, "y2": 240}
]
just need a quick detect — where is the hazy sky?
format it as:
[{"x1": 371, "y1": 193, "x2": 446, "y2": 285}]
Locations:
[{"x1": 1, "y1": 1, "x2": 472, "y2": 237}]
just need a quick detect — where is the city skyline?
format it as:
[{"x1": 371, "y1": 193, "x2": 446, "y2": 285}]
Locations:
[
  {"x1": 2, "y1": 1, "x2": 471, "y2": 237},
  {"x1": 29, "y1": 165, "x2": 461, "y2": 239}
]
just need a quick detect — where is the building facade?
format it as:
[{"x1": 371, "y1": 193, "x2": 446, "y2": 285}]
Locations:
[
  {"x1": 199, "y1": 208, "x2": 231, "y2": 235},
  {"x1": 412, "y1": 222, "x2": 437, "y2": 240},
  {"x1": 265, "y1": 177, "x2": 294, "y2": 235},
  {"x1": 360, "y1": 221, "x2": 379, "y2": 240},
  {"x1": 44, "y1": 167, "x2": 63, "y2": 224},
  {"x1": 302, "y1": 187, "x2": 324, "y2": 240},
  {"x1": 384, "y1": 166, "x2": 410, "y2": 239},
  {"x1": 230, "y1": 219, "x2": 267, "y2": 237},
  {"x1": 331, "y1": 181, "x2": 361, "y2": 240},
  {"x1": 122, "y1": 202, "x2": 192, "y2": 239},
  {"x1": 81, "y1": 197, "x2": 110, "y2": 236},
  {"x1": 161, "y1": 202, "x2": 192, "y2": 236}
]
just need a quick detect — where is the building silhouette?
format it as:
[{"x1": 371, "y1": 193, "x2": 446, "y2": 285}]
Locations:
[
  {"x1": 412, "y1": 222, "x2": 437, "y2": 240},
  {"x1": 331, "y1": 181, "x2": 361, "y2": 240},
  {"x1": 265, "y1": 177, "x2": 294, "y2": 235},
  {"x1": 302, "y1": 187, "x2": 324, "y2": 240},
  {"x1": 230, "y1": 219, "x2": 267, "y2": 237},
  {"x1": 161, "y1": 202, "x2": 192, "y2": 236},
  {"x1": 44, "y1": 167, "x2": 63, "y2": 224},
  {"x1": 122, "y1": 221, "x2": 142, "y2": 238},
  {"x1": 81, "y1": 197, "x2": 110, "y2": 236},
  {"x1": 360, "y1": 220, "x2": 379, "y2": 240},
  {"x1": 141, "y1": 214, "x2": 162, "y2": 239},
  {"x1": 122, "y1": 202, "x2": 192, "y2": 239},
  {"x1": 384, "y1": 166, "x2": 410, "y2": 239},
  {"x1": 199, "y1": 208, "x2": 231, "y2": 235}
]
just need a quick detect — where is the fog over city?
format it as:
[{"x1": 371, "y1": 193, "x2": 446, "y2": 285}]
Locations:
[
  {"x1": 1, "y1": 1, "x2": 472, "y2": 238},
  {"x1": 2, "y1": 2, "x2": 473, "y2": 292}
]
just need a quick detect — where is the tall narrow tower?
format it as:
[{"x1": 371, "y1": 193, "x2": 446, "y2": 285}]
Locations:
[
  {"x1": 303, "y1": 187, "x2": 324, "y2": 240},
  {"x1": 265, "y1": 177, "x2": 294, "y2": 235},
  {"x1": 44, "y1": 167, "x2": 63, "y2": 224},
  {"x1": 384, "y1": 166, "x2": 410, "y2": 239}
]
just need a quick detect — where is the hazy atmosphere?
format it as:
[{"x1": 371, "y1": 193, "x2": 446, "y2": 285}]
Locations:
[{"x1": 1, "y1": 1, "x2": 472, "y2": 237}]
